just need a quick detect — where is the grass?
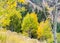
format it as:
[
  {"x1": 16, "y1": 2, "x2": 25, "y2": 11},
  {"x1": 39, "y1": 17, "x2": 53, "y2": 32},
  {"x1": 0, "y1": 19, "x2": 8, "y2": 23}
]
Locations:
[
  {"x1": 0, "y1": 29, "x2": 41, "y2": 43},
  {"x1": 0, "y1": 28, "x2": 60, "y2": 43}
]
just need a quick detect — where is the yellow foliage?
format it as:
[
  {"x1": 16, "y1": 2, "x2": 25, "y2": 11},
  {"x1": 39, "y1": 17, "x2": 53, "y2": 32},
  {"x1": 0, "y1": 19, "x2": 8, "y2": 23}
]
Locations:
[
  {"x1": 7, "y1": 1, "x2": 17, "y2": 8},
  {"x1": 37, "y1": 21, "x2": 44, "y2": 38},
  {"x1": 0, "y1": 6, "x2": 22, "y2": 27},
  {"x1": 11, "y1": 1, "x2": 17, "y2": 8},
  {"x1": 18, "y1": 0, "x2": 25, "y2": 3},
  {"x1": 2, "y1": 19, "x2": 10, "y2": 26},
  {"x1": 30, "y1": 12, "x2": 38, "y2": 23},
  {"x1": 37, "y1": 19, "x2": 52, "y2": 39},
  {"x1": 0, "y1": 15, "x2": 10, "y2": 26}
]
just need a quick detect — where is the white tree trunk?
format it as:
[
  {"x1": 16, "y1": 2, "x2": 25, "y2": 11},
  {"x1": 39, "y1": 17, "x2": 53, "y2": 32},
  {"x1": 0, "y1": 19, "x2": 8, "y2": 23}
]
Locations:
[{"x1": 53, "y1": 0, "x2": 58, "y2": 43}]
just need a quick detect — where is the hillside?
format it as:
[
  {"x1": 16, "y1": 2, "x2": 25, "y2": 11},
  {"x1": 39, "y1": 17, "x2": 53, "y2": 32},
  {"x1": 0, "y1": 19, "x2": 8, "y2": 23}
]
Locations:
[{"x1": 0, "y1": 29, "x2": 46, "y2": 43}]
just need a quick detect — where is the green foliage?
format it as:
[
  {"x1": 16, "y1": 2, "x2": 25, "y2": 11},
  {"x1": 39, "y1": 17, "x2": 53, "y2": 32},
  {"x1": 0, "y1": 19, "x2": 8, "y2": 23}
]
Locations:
[
  {"x1": 8, "y1": 13, "x2": 22, "y2": 32},
  {"x1": 57, "y1": 23, "x2": 60, "y2": 32},
  {"x1": 47, "y1": 33, "x2": 60, "y2": 43},
  {"x1": 37, "y1": 11, "x2": 46, "y2": 22},
  {"x1": 35, "y1": 8, "x2": 49, "y2": 23},
  {"x1": 57, "y1": 33, "x2": 60, "y2": 43},
  {"x1": 0, "y1": 6, "x2": 22, "y2": 32},
  {"x1": 47, "y1": 36, "x2": 53, "y2": 43},
  {"x1": 22, "y1": 12, "x2": 38, "y2": 38},
  {"x1": 0, "y1": 0, "x2": 53, "y2": 41},
  {"x1": 0, "y1": 0, "x2": 24, "y2": 32}
]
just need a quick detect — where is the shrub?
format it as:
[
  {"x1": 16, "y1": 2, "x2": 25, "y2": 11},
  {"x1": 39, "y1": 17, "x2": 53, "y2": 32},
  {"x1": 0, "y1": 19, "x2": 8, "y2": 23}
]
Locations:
[
  {"x1": 22, "y1": 12, "x2": 38, "y2": 38},
  {"x1": 0, "y1": 7, "x2": 22, "y2": 32},
  {"x1": 37, "y1": 19, "x2": 52, "y2": 40}
]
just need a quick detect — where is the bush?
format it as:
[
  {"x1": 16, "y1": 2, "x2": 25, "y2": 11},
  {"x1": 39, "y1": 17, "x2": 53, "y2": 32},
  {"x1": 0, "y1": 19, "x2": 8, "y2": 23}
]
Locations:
[
  {"x1": 37, "y1": 19, "x2": 52, "y2": 40},
  {"x1": 22, "y1": 12, "x2": 38, "y2": 38},
  {"x1": 0, "y1": 8, "x2": 22, "y2": 32}
]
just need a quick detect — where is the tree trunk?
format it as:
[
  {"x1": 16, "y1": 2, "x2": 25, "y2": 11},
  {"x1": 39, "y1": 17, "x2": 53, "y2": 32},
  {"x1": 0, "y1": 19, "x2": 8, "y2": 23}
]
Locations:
[{"x1": 53, "y1": 0, "x2": 58, "y2": 43}]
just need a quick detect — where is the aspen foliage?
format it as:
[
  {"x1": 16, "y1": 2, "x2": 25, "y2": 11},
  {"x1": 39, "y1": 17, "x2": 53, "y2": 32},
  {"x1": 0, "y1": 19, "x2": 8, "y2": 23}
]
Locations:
[
  {"x1": 18, "y1": 0, "x2": 25, "y2": 3},
  {"x1": 37, "y1": 19, "x2": 52, "y2": 40}
]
